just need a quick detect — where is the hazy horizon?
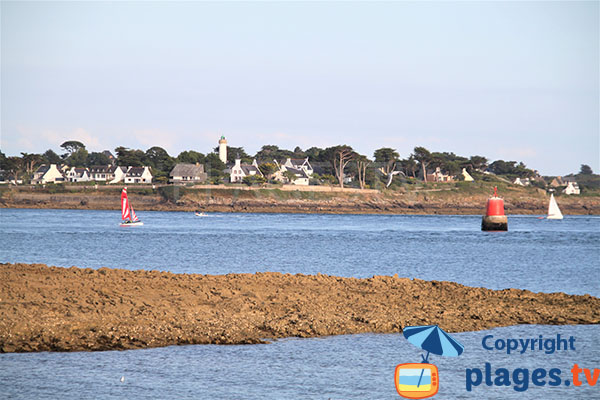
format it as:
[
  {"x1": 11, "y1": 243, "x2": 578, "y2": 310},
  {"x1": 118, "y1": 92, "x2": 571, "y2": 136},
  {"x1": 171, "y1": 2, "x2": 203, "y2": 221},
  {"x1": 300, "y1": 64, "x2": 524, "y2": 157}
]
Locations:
[{"x1": 1, "y1": 1, "x2": 598, "y2": 176}]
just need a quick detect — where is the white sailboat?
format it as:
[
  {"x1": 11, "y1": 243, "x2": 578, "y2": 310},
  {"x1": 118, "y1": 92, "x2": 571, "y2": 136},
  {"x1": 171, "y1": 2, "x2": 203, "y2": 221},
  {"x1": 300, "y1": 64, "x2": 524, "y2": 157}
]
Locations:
[
  {"x1": 120, "y1": 187, "x2": 144, "y2": 226},
  {"x1": 547, "y1": 193, "x2": 563, "y2": 220}
]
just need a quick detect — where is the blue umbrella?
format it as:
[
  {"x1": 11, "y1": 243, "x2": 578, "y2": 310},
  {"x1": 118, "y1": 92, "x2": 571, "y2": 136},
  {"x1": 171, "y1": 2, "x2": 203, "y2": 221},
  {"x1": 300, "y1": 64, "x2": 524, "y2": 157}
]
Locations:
[{"x1": 403, "y1": 325, "x2": 464, "y2": 387}]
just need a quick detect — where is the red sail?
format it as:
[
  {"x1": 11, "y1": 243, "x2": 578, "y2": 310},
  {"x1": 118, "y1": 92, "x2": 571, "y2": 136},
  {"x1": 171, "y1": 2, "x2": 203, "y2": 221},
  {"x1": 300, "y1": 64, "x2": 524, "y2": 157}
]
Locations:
[
  {"x1": 130, "y1": 205, "x2": 139, "y2": 222},
  {"x1": 121, "y1": 188, "x2": 130, "y2": 221}
]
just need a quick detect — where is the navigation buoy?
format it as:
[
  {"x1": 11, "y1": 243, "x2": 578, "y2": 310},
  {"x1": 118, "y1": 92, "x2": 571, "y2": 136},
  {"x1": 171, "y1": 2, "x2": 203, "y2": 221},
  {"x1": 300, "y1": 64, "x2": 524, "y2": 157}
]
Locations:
[{"x1": 481, "y1": 187, "x2": 508, "y2": 231}]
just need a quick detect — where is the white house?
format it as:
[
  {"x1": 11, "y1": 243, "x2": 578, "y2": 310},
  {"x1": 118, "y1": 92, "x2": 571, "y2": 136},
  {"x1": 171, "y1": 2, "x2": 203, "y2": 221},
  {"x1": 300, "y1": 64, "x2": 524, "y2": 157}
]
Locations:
[
  {"x1": 32, "y1": 164, "x2": 65, "y2": 184},
  {"x1": 109, "y1": 166, "x2": 128, "y2": 184},
  {"x1": 271, "y1": 161, "x2": 311, "y2": 185},
  {"x1": 124, "y1": 166, "x2": 153, "y2": 184},
  {"x1": 513, "y1": 177, "x2": 531, "y2": 186},
  {"x1": 170, "y1": 163, "x2": 208, "y2": 184},
  {"x1": 89, "y1": 165, "x2": 114, "y2": 181},
  {"x1": 284, "y1": 166, "x2": 310, "y2": 185},
  {"x1": 229, "y1": 159, "x2": 263, "y2": 183},
  {"x1": 425, "y1": 167, "x2": 453, "y2": 182},
  {"x1": 66, "y1": 167, "x2": 91, "y2": 182},
  {"x1": 283, "y1": 158, "x2": 313, "y2": 176},
  {"x1": 563, "y1": 181, "x2": 580, "y2": 195},
  {"x1": 462, "y1": 168, "x2": 474, "y2": 182}
]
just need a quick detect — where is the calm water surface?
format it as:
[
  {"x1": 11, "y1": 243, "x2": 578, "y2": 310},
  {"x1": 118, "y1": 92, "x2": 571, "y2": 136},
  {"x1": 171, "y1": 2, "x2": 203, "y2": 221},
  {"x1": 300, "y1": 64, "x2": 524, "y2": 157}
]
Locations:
[
  {"x1": 0, "y1": 209, "x2": 598, "y2": 295},
  {"x1": 0, "y1": 209, "x2": 598, "y2": 399}
]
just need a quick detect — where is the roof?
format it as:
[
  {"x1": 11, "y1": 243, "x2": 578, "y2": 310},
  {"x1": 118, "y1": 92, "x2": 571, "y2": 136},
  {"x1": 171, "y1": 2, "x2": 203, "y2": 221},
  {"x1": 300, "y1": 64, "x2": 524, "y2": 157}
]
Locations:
[
  {"x1": 126, "y1": 167, "x2": 147, "y2": 177},
  {"x1": 241, "y1": 165, "x2": 261, "y2": 175},
  {"x1": 110, "y1": 166, "x2": 127, "y2": 173},
  {"x1": 35, "y1": 165, "x2": 50, "y2": 174},
  {"x1": 89, "y1": 165, "x2": 112, "y2": 173},
  {"x1": 286, "y1": 167, "x2": 309, "y2": 179},
  {"x1": 170, "y1": 163, "x2": 205, "y2": 177},
  {"x1": 102, "y1": 150, "x2": 115, "y2": 159}
]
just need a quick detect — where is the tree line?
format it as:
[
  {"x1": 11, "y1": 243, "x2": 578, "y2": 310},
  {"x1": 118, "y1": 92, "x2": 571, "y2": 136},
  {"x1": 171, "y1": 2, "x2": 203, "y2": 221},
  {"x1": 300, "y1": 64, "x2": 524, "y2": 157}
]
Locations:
[{"x1": 0, "y1": 140, "x2": 595, "y2": 189}]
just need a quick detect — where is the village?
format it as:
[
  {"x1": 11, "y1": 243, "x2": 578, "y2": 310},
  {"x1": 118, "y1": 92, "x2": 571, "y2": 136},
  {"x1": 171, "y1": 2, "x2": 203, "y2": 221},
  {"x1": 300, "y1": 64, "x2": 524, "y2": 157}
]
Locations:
[{"x1": 0, "y1": 136, "x2": 589, "y2": 196}]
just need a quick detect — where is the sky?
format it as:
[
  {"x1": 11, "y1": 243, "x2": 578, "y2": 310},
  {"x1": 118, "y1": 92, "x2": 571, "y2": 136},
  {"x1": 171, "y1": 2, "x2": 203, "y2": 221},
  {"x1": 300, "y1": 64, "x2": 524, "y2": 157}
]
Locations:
[{"x1": 1, "y1": 1, "x2": 598, "y2": 176}]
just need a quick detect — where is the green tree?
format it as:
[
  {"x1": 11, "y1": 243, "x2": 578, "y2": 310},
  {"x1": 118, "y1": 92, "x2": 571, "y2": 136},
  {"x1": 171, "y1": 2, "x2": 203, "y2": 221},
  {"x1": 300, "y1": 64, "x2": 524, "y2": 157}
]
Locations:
[
  {"x1": 304, "y1": 147, "x2": 326, "y2": 162},
  {"x1": 293, "y1": 146, "x2": 306, "y2": 158},
  {"x1": 254, "y1": 145, "x2": 294, "y2": 163},
  {"x1": 580, "y1": 164, "x2": 593, "y2": 175},
  {"x1": 399, "y1": 156, "x2": 418, "y2": 178},
  {"x1": 86, "y1": 151, "x2": 110, "y2": 166},
  {"x1": 21, "y1": 152, "x2": 44, "y2": 180},
  {"x1": 412, "y1": 146, "x2": 432, "y2": 182},
  {"x1": 258, "y1": 162, "x2": 278, "y2": 178},
  {"x1": 43, "y1": 149, "x2": 62, "y2": 164},
  {"x1": 3, "y1": 156, "x2": 23, "y2": 183},
  {"x1": 60, "y1": 141, "x2": 85, "y2": 158},
  {"x1": 488, "y1": 160, "x2": 534, "y2": 177},
  {"x1": 115, "y1": 146, "x2": 144, "y2": 167},
  {"x1": 176, "y1": 150, "x2": 205, "y2": 164},
  {"x1": 66, "y1": 148, "x2": 89, "y2": 167},
  {"x1": 355, "y1": 155, "x2": 371, "y2": 189},
  {"x1": 469, "y1": 155, "x2": 488, "y2": 171},
  {"x1": 242, "y1": 175, "x2": 266, "y2": 186},
  {"x1": 283, "y1": 170, "x2": 297, "y2": 183},
  {"x1": 144, "y1": 147, "x2": 175, "y2": 182},
  {"x1": 205, "y1": 153, "x2": 226, "y2": 177},
  {"x1": 323, "y1": 145, "x2": 355, "y2": 188},
  {"x1": 373, "y1": 147, "x2": 399, "y2": 174}
]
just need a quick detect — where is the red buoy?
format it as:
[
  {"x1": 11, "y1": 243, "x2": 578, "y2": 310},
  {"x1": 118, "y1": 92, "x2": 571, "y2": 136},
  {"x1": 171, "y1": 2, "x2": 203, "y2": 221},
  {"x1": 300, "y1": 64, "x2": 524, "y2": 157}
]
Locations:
[
  {"x1": 482, "y1": 187, "x2": 508, "y2": 231},
  {"x1": 485, "y1": 187, "x2": 505, "y2": 216}
]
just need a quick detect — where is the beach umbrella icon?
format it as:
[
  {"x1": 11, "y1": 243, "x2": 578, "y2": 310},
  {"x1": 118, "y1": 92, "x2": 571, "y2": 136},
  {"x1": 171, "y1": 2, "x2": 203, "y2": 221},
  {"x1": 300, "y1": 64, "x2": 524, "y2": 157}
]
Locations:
[{"x1": 403, "y1": 325, "x2": 464, "y2": 387}]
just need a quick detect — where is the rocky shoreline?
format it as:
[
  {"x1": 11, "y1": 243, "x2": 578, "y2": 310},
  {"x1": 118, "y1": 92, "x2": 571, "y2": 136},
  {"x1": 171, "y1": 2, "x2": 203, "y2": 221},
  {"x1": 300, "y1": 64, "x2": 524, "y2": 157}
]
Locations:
[
  {"x1": 1, "y1": 263, "x2": 598, "y2": 353},
  {"x1": 1, "y1": 185, "x2": 599, "y2": 215}
]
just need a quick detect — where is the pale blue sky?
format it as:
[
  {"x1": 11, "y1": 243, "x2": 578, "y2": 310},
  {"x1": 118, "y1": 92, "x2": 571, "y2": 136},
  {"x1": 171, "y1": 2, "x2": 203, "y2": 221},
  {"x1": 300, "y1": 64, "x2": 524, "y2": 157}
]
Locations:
[{"x1": 1, "y1": 1, "x2": 598, "y2": 175}]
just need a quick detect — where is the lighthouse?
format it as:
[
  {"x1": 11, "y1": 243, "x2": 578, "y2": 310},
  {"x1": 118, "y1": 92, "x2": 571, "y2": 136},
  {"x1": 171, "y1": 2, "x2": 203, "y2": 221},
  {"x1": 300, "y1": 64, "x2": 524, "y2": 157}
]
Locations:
[{"x1": 218, "y1": 135, "x2": 227, "y2": 163}]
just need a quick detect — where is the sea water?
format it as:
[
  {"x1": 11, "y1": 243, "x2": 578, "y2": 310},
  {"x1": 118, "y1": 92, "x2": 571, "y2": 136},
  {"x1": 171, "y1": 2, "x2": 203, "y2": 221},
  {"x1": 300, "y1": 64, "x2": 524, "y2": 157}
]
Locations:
[{"x1": 0, "y1": 209, "x2": 598, "y2": 399}]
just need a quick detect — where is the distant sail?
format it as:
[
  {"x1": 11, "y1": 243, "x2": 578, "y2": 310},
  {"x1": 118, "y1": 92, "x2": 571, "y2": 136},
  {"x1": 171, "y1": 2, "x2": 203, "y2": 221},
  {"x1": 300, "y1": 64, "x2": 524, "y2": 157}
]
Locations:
[
  {"x1": 547, "y1": 194, "x2": 563, "y2": 220},
  {"x1": 121, "y1": 188, "x2": 131, "y2": 221}
]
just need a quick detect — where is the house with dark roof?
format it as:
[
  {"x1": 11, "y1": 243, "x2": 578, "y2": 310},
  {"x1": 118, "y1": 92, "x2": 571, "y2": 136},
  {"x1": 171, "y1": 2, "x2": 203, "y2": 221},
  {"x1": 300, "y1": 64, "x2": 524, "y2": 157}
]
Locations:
[
  {"x1": 109, "y1": 166, "x2": 128, "y2": 183},
  {"x1": 283, "y1": 166, "x2": 310, "y2": 185},
  {"x1": 170, "y1": 163, "x2": 207, "y2": 184},
  {"x1": 272, "y1": 160, "x2": 310, "y2": 185},
  {"x1": 124, "y1": 166, "x2": 153, "y2": 184},
  {"x1": 550, "y1": 176, "x2": 565, "y2": 187},
  {"x1": 66, "y1": 167, "x2": 91, "y2": 182},
  {"x1": 32, "y1": 164, "x2": 65, "y2": 184},
  {"x1": 283, "y1": 157, "x2": 313, "y2": 176},
  {"x1": 229, "y1": 159, "x2": 263, "y2": 183},
  {"x1": 89, "y1": 165, "x2": 111, "y2": 181}
]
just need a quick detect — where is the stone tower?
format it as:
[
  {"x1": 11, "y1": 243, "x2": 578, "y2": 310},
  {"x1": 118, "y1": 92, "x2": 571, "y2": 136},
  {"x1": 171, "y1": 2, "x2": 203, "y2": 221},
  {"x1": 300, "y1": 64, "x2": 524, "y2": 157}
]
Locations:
[{"x1": 218, "y1": 135, "x2": 227, "y2": 163}]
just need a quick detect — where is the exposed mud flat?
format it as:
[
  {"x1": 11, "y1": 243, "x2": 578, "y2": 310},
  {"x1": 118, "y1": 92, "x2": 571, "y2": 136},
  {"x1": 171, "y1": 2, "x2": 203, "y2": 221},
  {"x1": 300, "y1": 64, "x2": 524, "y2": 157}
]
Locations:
[{"x1": 0, "y1": 263, "x2": 598, "y2": 353}]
